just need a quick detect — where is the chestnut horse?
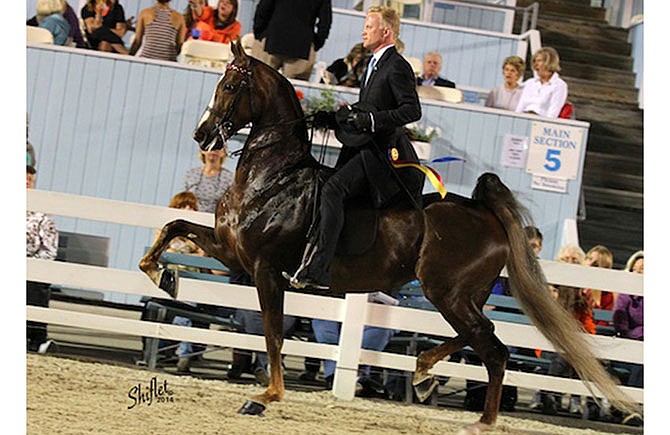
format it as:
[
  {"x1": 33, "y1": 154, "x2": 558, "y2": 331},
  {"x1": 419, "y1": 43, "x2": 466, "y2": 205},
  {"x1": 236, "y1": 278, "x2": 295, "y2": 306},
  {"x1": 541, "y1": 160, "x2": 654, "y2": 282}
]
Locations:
[{"x1": 140, "y1": 39, "x2": 633, "y2": 433}]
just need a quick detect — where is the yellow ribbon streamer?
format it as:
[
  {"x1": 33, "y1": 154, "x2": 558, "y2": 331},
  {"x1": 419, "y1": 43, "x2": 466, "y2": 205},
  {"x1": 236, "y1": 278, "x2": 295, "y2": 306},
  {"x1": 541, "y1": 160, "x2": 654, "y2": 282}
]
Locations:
[{"x1": 391, "y1": 161, "x2": 447, "y2": 199}]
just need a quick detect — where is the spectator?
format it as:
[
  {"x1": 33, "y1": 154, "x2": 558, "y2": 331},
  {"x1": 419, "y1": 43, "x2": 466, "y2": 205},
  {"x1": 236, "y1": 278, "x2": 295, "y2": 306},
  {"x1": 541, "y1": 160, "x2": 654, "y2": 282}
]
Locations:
[
  {"x1": 253, "y1": 0, "x2": 332, "y2": 80},
  {"x1": 485, "y1": 55, "x2": 525, "y2": 111},
  {"x1": 26, "y1": 166, "x2": 59, "y2": 354},
  {"x1": 189, "y1": 0, "x2": 241, "y2": 44},
  {"x1": 525, "y1": 225, "x2": 543, "y2": 257},
  {"x1": 182, "y1": 0, "x2": 206, "y2": 38},
  {"x1": 159, "y1": 191, "x2": 204, "y2": 259},
  {"x1": 29, "y1": 2, "x2": 87, "y2": 47},
  {"x1": 515, "y1": 47, "x2": 568, "y2": 118},
  {"x1": 614, "y1": 251, "x2": 644, "y2": 343},
  {"x1": 582, "y1": 245, "x2": 615, "y2": 324},
  {"x1": 183, "y1": 148, "x2": 234, "y2": 214},
  {"x1": 129, "y1": 0, "x2": 185, "y2": 61},
  {"x1": 63, "y1": 2, "x2": 88, "y2": 48},
  {"x1": 416, "y1": 51, "x2": 455, "y2": 88},
  {"x1": 34, "y1": 0, "x2": 71, "y2": 46},
  {"x1": 81, "y1": 0, "x2": 129, "y2": 54},
  {"x1": 312, "y1": 292, "x2": 397, "y2": 393},
  {"x1": 612, "y1": 250, "x2": 643, "y2": 426},
  {"x1": 322, "y1": 42, "x2": 371, "y2": 88}
]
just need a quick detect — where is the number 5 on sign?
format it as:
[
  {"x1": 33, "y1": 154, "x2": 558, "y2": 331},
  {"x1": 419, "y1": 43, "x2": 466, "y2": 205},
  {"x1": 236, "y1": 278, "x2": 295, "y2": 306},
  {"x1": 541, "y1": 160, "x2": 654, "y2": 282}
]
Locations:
[
  {"x1": 544, "y1": 149, "x2": 561, "y2": 172},
  {"x1": 525, "y1": 121, "x2": 584, "y2": 180}
]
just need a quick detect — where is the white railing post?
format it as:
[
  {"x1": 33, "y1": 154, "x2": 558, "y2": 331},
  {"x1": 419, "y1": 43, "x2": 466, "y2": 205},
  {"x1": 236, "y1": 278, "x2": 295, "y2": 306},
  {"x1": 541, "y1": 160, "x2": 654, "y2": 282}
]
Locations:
[
  {"x1": 332, "y1": 293, "x2": 369, "y2": 400},
  {"x1": 528, "y1": 29, "x2": 542, "y2": 54},
  {"x1": 561, "y1": 218, "x2": 579, "y2": 249},
  {"x1": 503, "y1": 0, "x2": 517, "y2": 34}
]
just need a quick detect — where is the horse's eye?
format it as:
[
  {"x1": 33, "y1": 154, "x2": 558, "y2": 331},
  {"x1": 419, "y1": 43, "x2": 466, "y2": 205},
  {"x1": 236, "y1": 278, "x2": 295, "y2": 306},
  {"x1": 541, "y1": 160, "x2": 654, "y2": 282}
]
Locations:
[{"x1": 224, "y1": 83, "x2": 235, "y2": 92}]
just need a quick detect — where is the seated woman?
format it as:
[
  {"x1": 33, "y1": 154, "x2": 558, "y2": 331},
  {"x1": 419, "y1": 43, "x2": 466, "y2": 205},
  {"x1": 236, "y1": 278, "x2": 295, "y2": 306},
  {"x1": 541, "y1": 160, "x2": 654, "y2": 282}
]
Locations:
[
  {"x1": 189, "y1": 0, "x2": 241, "y2": 44},
  {"x1": 81, "y1": 0, "x2": 129, "y2": 54},
  {"x1": 323, "y1": 43, "x2": 370, "y2": 88},
  {"x1": 515, "y1": 47, "x2": 568, "y2": 118},
  {"x1": 35, "y1": 0, "x2": 71, "y2": 46},
  {"x1": 130, "y1": 0, "x2": 186, "y2": 61},
  {"x1": 485, "y1": 55, "x2": 525, "y2": 111}
]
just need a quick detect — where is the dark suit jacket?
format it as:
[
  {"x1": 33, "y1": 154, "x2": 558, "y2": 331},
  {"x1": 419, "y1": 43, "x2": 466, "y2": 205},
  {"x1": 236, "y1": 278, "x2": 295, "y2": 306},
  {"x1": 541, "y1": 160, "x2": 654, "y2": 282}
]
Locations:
[
  {"x1": 253, "y1": 0, "x2": 332, "y2": 60},
  {"x1": 336, "y1": 46, "x2": 424, "y2": 208},
  {"x1": 417, "y1": 75, "x2": 456, "y2": 88}
]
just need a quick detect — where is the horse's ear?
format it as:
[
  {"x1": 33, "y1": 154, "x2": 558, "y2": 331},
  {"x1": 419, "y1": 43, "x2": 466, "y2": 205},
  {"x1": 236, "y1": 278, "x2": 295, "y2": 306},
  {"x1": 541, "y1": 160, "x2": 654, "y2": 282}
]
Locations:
[
  {"x1": 231, "y1": 38, "x2": 241, "y2": 58},
  {"x1": 232, "y1": 37, "x2": 248, "y2": 63}
]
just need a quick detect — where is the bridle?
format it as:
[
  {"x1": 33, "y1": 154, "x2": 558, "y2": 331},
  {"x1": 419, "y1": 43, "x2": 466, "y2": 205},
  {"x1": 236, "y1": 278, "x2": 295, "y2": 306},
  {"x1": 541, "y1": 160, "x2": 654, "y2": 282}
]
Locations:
[
  {"x1": 201, "y1": 60, "x2": 319, "y2": 157},
  {"x1": 201, "y1": 62, "x2": 254, "y2": 151}
]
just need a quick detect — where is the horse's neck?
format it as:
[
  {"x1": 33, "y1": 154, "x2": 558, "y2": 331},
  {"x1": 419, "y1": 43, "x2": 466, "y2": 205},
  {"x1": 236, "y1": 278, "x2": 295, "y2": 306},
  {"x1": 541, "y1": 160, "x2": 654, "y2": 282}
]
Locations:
[{"x1": 236, "y1": 117, "x2": 312, "y2": 179}]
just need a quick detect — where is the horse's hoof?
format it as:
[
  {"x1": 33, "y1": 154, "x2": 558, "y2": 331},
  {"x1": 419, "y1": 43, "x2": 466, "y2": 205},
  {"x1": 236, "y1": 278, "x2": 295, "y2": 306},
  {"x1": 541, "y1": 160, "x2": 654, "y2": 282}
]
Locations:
[
  {"x1": 456, "y1": 422, "x2": 490, "y2": 435},
  {"x1": 159, "y1": 268, "x2": 178, "y2": 298},
  {"x1": 238, "y1": 400, "x2": 266, "y2": 416},
  {"x1": 413, "y1": 376, "x2": 439, "y2": 403}
]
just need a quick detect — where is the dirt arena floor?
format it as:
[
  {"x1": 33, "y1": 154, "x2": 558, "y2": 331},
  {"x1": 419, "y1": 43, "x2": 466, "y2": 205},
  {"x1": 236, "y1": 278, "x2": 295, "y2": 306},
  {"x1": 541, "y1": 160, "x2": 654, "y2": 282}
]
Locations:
[{"x1": 27, "y1": 353, "x2": 639, "y2": 435}]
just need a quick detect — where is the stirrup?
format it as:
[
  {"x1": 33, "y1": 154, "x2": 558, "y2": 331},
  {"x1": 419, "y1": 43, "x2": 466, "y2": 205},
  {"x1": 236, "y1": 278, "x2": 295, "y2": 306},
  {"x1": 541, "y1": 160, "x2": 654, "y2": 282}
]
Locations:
[{"x1": 283, "y1": 242, "x2": 319, "y2": 286}]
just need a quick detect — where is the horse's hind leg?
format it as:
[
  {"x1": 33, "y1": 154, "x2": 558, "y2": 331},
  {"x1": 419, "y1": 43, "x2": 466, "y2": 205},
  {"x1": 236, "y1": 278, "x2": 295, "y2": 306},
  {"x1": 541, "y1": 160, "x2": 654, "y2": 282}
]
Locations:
[
  {"x1": 422, "y1": 287, "x2": 508, "y2": 433},
  {"x1": 139, "y1": 219, "x2": 218, "y2": 297},
  {"x1": 412, "y1": 335, "x2": 468, "y2": 402}
]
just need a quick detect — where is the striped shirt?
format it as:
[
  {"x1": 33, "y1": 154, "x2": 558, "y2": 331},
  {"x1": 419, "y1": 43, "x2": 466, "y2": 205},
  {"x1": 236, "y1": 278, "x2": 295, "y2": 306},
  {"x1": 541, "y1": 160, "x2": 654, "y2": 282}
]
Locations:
[{"x1": 140, "y1": 6, "x2": 179, "y2": 62}]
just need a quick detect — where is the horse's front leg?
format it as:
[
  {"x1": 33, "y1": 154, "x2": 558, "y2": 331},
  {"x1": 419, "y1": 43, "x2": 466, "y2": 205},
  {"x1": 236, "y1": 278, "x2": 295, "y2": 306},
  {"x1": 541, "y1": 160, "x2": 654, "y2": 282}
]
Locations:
[
  {"x1": 139, "y1": 219, "x2": 218, "y2": 297},
  {"x1": 238, "y1": 268, "x2": 286, "y2": 416}
]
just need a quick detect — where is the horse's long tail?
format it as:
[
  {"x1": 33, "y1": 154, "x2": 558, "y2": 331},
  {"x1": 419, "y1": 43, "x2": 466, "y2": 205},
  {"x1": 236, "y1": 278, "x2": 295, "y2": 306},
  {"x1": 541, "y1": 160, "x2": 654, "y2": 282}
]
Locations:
[{"x1": 472, "y1": 172, "x2": 636, "y2": 413}]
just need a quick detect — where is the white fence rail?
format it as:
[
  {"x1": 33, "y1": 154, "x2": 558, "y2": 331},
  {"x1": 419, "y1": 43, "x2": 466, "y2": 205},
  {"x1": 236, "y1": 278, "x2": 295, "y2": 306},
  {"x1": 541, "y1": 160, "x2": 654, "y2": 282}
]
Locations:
[{"x1": 26, "y1": 190, "x2": 643, "y2": 403}]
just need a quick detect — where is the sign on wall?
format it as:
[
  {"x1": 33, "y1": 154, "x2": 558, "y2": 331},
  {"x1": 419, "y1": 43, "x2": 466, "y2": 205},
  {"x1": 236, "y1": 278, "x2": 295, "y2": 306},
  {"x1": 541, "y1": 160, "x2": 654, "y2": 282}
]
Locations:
[
  {"x1": 525, "y1": 122, "x2": 584, "y2": 180},
  {"x1": 501, "y1": 134, "x2": 528, "y2": 168}
]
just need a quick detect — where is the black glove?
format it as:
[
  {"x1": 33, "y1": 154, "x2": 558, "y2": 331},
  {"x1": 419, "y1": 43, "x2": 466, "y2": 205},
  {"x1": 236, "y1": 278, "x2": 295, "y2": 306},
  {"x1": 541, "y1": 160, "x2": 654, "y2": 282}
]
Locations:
[
  {"x1": 313, "y1": 110, "x2": 337, "y2": 130},
  {"x1": 346, "y1": 111, "x2": 373, "y2": 132}
]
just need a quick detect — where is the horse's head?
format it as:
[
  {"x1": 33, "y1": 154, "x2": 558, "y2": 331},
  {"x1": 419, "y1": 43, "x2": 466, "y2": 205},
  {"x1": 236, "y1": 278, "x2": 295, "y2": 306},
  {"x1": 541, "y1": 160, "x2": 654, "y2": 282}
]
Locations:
[
  {"x1": 193, "y1": 39, "x2": 307, "y2": 154},
  {"x1": 193, "y1": 39, "x2": 255, "y2": 152}
]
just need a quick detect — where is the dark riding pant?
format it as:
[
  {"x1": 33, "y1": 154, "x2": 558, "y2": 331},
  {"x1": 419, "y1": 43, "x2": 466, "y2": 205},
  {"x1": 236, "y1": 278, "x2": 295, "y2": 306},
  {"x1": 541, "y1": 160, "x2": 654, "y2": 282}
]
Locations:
[{"x1": 305, "y1": 154, "x2": 369, "y2": 284}]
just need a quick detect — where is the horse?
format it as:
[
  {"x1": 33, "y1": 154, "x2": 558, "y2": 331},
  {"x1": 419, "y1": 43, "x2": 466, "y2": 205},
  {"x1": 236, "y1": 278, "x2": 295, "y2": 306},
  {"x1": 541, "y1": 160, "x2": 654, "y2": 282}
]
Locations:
[{"x1": 139, "y1": 39, "x2": 634, "y2": 434}]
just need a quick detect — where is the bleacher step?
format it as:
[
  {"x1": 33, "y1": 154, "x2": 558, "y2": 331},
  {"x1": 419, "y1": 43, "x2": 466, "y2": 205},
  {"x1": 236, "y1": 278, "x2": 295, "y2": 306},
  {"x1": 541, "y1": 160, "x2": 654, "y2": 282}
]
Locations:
[
  {"x1": 539, "y1": 29, "x2": 631, "y2": 56},
  {"x1": 562, "y1": 76, "x2": 639, "y2": 106},
  {"x1": 586, "y1": 133, "x2": 643, "y2": 155},
  {"x1": 585, "y1": 151, "x2": 642, "y2": 176},
  {"x1": 516, "y1": 0, "x2": 606, "y2": 21},
  {"x1": 549, "y1": 45, "x2": 633, "y2": 71},
  {"x1": 560, "y1": 61, "x2": 636, "y2": 86},
  {"x1": 582, "y1": 186, "x2": 643, "y2": 210},
  {"x1": 535, "y1": 15, "x2": 629, "y2": 42}
]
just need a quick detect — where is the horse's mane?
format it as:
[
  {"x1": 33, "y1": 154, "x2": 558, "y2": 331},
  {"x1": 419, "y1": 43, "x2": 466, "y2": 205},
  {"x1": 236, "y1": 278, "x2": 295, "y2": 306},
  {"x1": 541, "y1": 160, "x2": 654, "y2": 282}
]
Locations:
[{"x1": 248, "y1": 57, "x2": 307, "y2": 136}]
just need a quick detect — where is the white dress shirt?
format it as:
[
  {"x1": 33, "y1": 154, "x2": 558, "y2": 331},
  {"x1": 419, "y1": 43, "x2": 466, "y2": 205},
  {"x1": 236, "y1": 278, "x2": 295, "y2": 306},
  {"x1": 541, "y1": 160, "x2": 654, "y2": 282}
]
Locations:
[{"x1": 515, "y1": 72, "x2": 568, "y2": 118}]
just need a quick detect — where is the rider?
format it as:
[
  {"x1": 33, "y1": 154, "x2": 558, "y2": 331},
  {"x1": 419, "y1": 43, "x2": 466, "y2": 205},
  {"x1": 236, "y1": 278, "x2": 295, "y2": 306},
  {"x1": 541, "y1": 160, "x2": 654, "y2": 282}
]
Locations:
[{"x1": 288, "y1": 6, "x2": 424, "y2": 290}]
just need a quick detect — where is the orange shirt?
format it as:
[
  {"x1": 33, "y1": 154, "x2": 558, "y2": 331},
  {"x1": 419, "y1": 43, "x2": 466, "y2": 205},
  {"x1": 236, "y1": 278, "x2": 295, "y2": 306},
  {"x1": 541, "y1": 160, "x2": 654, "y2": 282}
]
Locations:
[{"x1": 191, "y1": 6, "x2": 241, "y2": 44}]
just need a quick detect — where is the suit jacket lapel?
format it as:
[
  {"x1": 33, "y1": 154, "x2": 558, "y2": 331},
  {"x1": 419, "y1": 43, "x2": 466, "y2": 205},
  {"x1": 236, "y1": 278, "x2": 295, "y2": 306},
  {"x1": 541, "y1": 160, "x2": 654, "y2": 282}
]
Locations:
[{"x1": 361, "y1": 47, "x2": 396, "y2": 99}]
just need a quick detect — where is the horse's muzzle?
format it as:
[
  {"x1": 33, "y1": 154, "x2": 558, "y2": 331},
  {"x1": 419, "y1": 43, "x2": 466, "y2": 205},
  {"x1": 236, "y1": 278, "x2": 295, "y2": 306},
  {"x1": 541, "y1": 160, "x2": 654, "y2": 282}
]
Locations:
[{"x1": 193, "y1": 125, "x2": 226, "y2": 152}]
